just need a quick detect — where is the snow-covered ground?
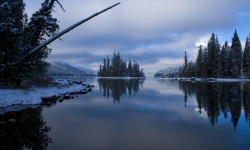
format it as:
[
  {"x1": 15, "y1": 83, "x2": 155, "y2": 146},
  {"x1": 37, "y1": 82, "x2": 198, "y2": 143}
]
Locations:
[
  {"x1": 0, "y1": 79, "x2": 88, "y2": 108},
  {"x1": 155, "y1": 77, "x2": 250, "y2": 82}
]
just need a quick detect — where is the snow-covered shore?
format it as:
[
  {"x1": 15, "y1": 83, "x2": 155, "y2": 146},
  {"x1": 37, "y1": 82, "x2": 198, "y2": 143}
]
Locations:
[
  {"x1": 0, "y1": 79, "x2": 90, "y2": 108},
  {"x1": 155, "y1": 77, "x2": 250, "y2": 82}
]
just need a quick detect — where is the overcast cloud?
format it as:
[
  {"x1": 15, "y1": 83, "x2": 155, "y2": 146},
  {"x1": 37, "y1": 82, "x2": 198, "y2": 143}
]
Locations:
[{"x1": 23, "y1": 0, "x2": 250, "y2": 71}]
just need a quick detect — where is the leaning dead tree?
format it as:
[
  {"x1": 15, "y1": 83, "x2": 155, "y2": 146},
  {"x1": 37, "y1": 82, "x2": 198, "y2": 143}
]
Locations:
[
  {"x1": 11, "y1": 2, "x2": 121, "y2": 65},
  {"x1": 0, "y1": 1, "x2": 120, "y2": 87}
]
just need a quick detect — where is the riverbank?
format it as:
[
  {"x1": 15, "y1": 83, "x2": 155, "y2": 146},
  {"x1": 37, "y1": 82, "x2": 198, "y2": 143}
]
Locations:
[{"x1": 0, "y1": 79, "x2": 91, "y2": 108}]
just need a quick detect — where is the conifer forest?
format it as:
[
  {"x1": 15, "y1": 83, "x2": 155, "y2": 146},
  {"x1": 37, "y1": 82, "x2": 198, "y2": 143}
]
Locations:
[
  {"x1": 98, "y1": 52, "x2": 145, "y2": 77},
  {"x1": 179, "y1": 30, "x2": 250, "y2": 78}
]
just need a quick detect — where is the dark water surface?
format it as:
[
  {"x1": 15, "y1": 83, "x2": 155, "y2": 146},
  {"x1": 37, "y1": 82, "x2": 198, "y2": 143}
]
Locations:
[{"x1": 1, "y1": 77, "x2": 250, "y2": 150}]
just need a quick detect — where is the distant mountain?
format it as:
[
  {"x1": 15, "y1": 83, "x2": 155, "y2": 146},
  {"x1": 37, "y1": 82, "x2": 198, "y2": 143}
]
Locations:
[
  {"x1": 143, "y1": 70, "x2": 158, "y2": 77},
  {"x1": 74, "y1": 66, "x2": 97, "y2": 74},
  {"x1": 143, "y1": 70, "x2": 157, "y2": 74},
  {"x1": 154, "y1": 67, "x2": 179, "y2": 77},
  {"x1": 46, "y1": 61, "x2": 96, "y2": 76}
]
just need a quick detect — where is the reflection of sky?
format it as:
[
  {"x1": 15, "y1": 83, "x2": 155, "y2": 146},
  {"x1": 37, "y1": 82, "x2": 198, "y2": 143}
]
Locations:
[{"x1": 43, "y1": 77, "x2": 250, "y2": 150}]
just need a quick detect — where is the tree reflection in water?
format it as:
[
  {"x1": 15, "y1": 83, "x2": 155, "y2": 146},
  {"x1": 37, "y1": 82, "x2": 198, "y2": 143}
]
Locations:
[
  {"x1": 0, "y1": 106, "x2": 52, "y2": 149},
  {"x1": 98, "y1": 78, "x2": 144, "y2": 103},
  {"x1": 179, "y1": 81, "x2": 250, "y2": 130}
]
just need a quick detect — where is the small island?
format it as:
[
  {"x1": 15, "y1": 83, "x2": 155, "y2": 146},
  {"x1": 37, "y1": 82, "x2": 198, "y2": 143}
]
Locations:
[{"x1": 97, "y1": 52, "x2": 145, "y2": 77}]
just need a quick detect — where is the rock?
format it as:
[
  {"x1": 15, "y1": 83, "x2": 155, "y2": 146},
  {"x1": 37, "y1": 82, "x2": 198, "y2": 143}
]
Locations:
[
  {"x1": 63, "y1": 93, "x2": 71, "y2": 99},
  {"x1": 8, "y1": 119, "x2": 16, "y2": 123},
  {"x1": 59, "y1": 98, "x2": 64, "y2": 103},
  {"x1": 0, "y1": 121, "x2": 6, "y2": 124},
  {"x1": 88, "y1": 88, "x2": 92, "y2": 92},
  {"x1": 41, "y1": 95, "x2": 57, "y2": 103},
  {"x1": 42, "y1": 102, "x2": 52, "y2": 106},
  {"x1": 77, "y1": 90, "x2": 88, "y2": 94}
]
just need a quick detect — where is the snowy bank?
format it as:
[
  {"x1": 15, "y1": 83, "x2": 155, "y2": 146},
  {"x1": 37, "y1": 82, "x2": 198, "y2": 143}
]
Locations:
[
  {"x1": 155, "y1": 77, "x2": 250, "y2": 82},
  {"x1": 0, "y1": 79, "x2": 90, "y2": 108}
]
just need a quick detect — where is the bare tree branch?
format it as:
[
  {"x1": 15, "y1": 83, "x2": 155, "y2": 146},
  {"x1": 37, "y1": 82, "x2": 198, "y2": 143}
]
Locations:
[{"x1": 55, "y1": 0, "x2": 65, "y2": 12}]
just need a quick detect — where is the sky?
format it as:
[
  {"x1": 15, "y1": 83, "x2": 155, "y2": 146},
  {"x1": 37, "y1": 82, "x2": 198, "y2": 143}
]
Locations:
[{"x1": 23, "y1": 0, "x2": 250, "y2": 72}]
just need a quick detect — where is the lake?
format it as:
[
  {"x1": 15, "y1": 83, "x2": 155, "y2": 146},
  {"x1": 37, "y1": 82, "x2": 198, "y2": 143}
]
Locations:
[{"x1": 1, "y1": 77, "x2": 250, "y2": 150}]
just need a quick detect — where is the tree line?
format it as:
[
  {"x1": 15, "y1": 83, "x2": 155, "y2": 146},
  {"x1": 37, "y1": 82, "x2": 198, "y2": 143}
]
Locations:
[
  {"x1": 179, "y1": 30, "x2": 250, "y2": 78},
  {"x1": 98, "y1": 52, "x2": 145, "y2": 77}
]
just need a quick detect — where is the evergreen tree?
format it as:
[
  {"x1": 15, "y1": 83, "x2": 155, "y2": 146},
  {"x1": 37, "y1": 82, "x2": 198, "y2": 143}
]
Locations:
[
  {"x1": 186, "y1": 61, "x2": 195, "y2": 77},
  {"x1": 102, "y1": 58, "x2": 107, "y2": 76},
  {"x1": 106, "y1": 55, "x2": 110, "y2": 76},
  {"x1": 201, "y1": 47, "x2": 208, "y2": 77},
  {"x1": 183, "y1": 51, "x2": 188, "y2": 76},
  {"x1": 220, "y1": 41, "x2": 230, "y2": 77},
  {"x1": 0, "y1": 0, "x2": 62, "y2": 86},
  {"x1": 98, "y1": 52, "x2": 144, "y2": 77},
  {"x1": 97, "y1": 64, "x2": 102, "y2": 76},
  {"x1": 207, "y1": 33, "x2": 220, "y2": 78},
  {"x1": 196, "y1": 45, "x2": 203, "y2": 77},
  {"x1": 0, "y1": 0, "x2": 25, "y2": 85},
  {"x1": 243, "y1": 36, "x2": 250, "y2": 75},
  {"x1": 231, "y1": 30, "x2": 242, "y2": 77},
  {"x1": 179, "y1": 66, "x2": 184, "y2": 77},
  {"x1": 122, "y1": 60, "x2": 127, "y2": 76},
  {"x1": 128, "y1": 60, "x2": 132, "y2": 76}
]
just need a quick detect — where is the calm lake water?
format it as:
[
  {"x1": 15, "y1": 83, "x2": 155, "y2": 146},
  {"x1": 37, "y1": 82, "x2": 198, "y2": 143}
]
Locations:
[{"x1": 1, "y1": 77, "x2": 250, "y2": 150}]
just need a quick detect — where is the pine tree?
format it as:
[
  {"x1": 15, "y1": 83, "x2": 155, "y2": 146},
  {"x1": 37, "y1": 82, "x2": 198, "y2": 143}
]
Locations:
[
  {"x1": 231, "y1": 30, "x2": 242, "y2": 77},
  {"x1": 128, "y1": 60, "x2": 132, "y2": 76},
  {"x1": 97, "y1": 52, "x2": 144, "y2": 77},
  {"x1": 195, "y1": 45, "x2": 203, "y2": 77},
  {"x1": 183, "y1": 51, "x2": 188, "y2": 76},
  {"x1": 102, "y1": 58, "x2": 107, "y2": 76},
  {"x1": 201, "y1": 47, "x2": 208, "y2": 77},
  {"x1": 0, "y1": 0, "x2": 25, "y2": 85},
  {"x1": 207, "y1": 33, "x2": 220, "y2": 78},
  {"x1": 97, "y1": 64, "x2": 103, "y2": 76},
  {"x1": 220, "y1": 41, "x2": 230, "y2": 77},
  {"x1": 242, "y1": 37, "x2": 250, "y2": 75},
  {"x1": 106, "y1": 55, "x2": 110, "y2": 76},
  {"x1": 186, "y1": 61, "x2": 195, "y2": 77},
  {"x1": 0, "y1": 0, "x2": 62, "y2": 86}
]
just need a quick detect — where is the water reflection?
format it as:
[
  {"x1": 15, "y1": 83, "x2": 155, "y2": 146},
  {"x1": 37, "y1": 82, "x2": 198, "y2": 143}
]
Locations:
[
  {"x1": 98, "y1": 78, "x2": 144, "y2": 103},
  {"x1": 0, "y1": 106, "x2": 52, "y2": 149},
  {"x1": 178, "y1": 81, "x2": 250, "y2": 129}
]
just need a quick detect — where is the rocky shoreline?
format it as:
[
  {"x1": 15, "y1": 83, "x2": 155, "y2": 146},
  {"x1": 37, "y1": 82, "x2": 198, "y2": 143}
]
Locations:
[
  {"x1": 0, "y1": 79, "x2": 94, "y2": 108},
  {"x1": 40, "y1": 80, "x2": 94, "y2": 106}
]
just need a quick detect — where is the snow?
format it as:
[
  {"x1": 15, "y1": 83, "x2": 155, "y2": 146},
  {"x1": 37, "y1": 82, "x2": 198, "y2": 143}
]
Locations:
[
  {"x1": 155, "y1": 77, "x2": 250, "y2": 82},
  {"x1": 0, "y1": 79, "x2": 88, "y2": 108}
]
